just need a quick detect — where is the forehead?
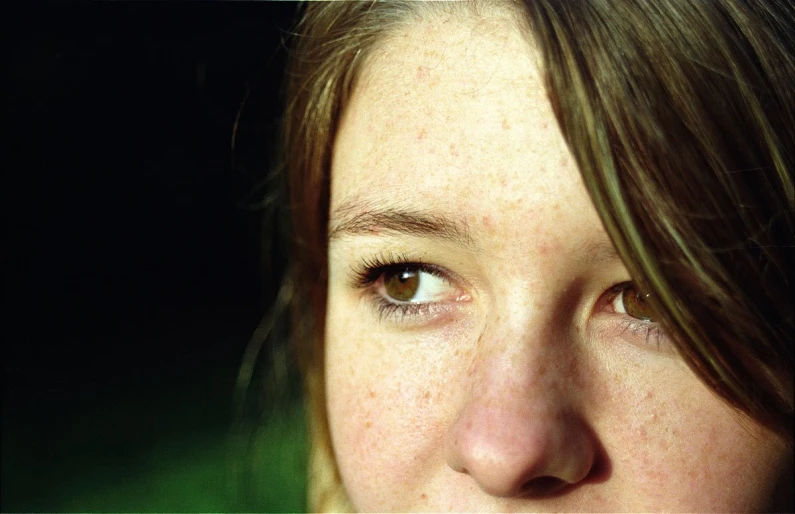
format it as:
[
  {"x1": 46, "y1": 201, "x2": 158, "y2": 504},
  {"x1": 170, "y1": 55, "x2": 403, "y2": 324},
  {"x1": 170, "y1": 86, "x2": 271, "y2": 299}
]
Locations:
[{"x1": 330, "y1": 10, "x2": 599, "y2": 247}]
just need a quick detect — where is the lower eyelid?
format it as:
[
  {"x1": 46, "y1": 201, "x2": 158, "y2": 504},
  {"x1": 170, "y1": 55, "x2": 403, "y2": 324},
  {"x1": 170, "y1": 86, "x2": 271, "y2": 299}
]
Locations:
[
  {"x1": 373, "y1": 297, "x2": 458, "y2": 325},
  {"x1": 376, "y1": 300, "x2": 430, "y2": 320},
  {"x1": 614, "y1": 318, "x2": 670, "y2": 350}
]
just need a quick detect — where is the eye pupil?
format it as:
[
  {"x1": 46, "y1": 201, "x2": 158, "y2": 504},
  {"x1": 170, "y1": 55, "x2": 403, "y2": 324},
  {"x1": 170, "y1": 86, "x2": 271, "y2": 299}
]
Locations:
[
  {"x1": 624, "y1": 284, "x2": 655, "y2": 321},
  {"x1": 385, "y1": 269, "x2": 420, "y2": 301}
]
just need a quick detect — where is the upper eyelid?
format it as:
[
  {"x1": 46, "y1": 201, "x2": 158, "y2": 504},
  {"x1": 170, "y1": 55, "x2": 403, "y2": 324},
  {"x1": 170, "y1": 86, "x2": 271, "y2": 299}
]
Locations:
[
  {"x1": 351, "y1": 253, "x2": 458, "y2": 283},
  {"x1": 351, "y1": 254, "x2": 426, "y2": 284}
]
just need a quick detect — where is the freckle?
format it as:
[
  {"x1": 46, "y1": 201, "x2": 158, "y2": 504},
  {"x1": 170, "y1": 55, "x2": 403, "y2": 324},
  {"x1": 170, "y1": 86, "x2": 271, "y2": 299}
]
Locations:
[
  {"x1": 417, "y1": 127, "x2": 426, "y2": 140},
  {"x1": 502, "y1": 118, "x2": 510, "y2": 130},
  {"x1": 365, "y1": 421, "x2": 372, "y2": 429},
  {"x1": 416, "y1": 65, "x2": 429, "y2": 80},
  {"x1": 368, "y1": 389, "x2": 376, "y2": 398},
  {"x1": 542, "y1": 121, "x2": 549, "y2": 129},
  {"x1": 560, "y1": 157, "x2": 569, "y2": 167},
  {"x1": 449, "y1": 143, "x2": 459, "y2": 157},
  {"x1": 420, "y1": 493, "x2": 427, "y2": 500}
]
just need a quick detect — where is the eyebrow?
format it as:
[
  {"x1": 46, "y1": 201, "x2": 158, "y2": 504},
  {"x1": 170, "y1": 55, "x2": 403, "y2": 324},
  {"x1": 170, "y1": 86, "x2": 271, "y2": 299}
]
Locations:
[{"x1": 328, "y1": 202, "x2": 477, "y2": 250}]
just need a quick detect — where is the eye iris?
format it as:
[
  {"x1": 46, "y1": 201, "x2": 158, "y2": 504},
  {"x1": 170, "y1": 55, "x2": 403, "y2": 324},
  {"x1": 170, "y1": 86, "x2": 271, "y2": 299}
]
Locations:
[
  {"x1": 384, "y1": 269, "x2": 420, "y2": 301},
  {"x1": 624, "y1": 284, "x2": 655, "y2": 321}
]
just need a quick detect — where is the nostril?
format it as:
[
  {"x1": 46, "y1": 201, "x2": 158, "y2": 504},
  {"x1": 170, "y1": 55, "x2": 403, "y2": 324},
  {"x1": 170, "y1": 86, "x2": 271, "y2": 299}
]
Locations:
[{"x1": 519, "y1": 476, "x2": 568, "y2": 497}]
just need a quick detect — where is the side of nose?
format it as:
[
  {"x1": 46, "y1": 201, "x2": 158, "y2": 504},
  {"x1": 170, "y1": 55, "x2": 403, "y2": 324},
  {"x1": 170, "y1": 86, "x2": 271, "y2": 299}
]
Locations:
[{"x1": 444, "y1": 321, "x2": 598, "y2": 498}]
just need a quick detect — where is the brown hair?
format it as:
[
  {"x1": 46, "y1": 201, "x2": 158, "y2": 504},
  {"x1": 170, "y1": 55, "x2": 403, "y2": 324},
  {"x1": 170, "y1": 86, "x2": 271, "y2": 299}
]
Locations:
[{"x1": 280, "y1": 0, "x2": 794, "y2": 510}]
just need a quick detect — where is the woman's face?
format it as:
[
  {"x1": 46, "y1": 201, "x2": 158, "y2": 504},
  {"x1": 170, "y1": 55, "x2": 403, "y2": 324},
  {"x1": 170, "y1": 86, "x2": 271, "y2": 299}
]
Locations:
[{"x1": 325, "y1": 11, "x2": 789, "y2": 512}]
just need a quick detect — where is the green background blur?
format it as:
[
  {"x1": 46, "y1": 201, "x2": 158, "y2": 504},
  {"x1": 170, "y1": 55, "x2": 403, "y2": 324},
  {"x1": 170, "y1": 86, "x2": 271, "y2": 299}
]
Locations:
[{"x1": 5, "y1": 2, "x2": 306, "y2": 511}]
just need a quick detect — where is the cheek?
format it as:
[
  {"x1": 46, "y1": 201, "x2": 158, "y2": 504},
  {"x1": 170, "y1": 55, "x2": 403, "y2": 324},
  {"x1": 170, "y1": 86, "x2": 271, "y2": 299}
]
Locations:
[
  {"x1": 599, "y1": 364, "x2": 785, "y2": 511},
  {"x1": 325, "y1": 313, "x2": 463, "y2": 509}
]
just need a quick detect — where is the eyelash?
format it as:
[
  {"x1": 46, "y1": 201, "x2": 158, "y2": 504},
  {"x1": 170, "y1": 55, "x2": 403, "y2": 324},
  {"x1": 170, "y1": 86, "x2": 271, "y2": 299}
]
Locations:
[
  {"x1": 351, "y1": 255, "x2": 667, "y2": 347},
  {"x1": 616, "y1": 317, "x2": 666, "y2": 349}
]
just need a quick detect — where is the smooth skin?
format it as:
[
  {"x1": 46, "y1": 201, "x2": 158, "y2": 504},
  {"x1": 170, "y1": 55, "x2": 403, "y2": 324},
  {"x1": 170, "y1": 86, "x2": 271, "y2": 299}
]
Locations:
[{"x1": 325, "y1": 9, "x2": 789, "y2": 512}]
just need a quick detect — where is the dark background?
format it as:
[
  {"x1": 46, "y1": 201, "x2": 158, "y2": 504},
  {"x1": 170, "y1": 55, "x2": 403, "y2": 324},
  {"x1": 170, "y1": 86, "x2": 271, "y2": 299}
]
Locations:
[{"x1": 4, "y1": 2, "x2": 302, "y2": 510}]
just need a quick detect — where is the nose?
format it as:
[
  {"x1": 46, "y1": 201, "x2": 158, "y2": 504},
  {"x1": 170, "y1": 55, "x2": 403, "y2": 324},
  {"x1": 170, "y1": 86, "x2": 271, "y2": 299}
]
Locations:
[{"x1": 444, "y1": 324, "x2": 598, "y2": 498}]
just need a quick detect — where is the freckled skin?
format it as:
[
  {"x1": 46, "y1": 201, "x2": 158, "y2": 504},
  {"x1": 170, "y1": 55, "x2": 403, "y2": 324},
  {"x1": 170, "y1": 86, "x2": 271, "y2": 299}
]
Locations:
[{"x1": 325, "y1": 10, "x2": 790, "y2": 513}]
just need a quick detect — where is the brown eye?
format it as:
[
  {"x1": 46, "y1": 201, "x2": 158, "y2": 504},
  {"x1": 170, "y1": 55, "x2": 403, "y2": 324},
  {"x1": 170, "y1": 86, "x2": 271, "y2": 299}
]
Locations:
[
  {"x1": 619, "y1": 283, "x2": 655, "y2": 321},
  {"x1": 384, "y1": 269, "x2": 420, "y2": 301}
]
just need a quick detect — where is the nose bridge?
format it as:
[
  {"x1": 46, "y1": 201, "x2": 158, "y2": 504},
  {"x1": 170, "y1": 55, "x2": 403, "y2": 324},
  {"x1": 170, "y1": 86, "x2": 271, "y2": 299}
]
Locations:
[{"x1": 471, "y1": 282, "x2": 571, "y2": 398}]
